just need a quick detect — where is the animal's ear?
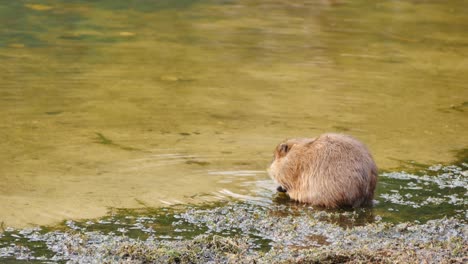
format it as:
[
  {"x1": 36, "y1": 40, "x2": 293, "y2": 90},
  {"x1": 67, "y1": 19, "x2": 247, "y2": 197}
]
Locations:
[{"x1": 279, "y1": 143, "x2": 289, "y2": 155}]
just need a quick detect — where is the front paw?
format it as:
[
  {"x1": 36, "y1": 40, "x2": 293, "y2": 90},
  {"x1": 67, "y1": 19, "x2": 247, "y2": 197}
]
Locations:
[{"x1": 277, "y1": 186, "x2": 287, "y2": 193}]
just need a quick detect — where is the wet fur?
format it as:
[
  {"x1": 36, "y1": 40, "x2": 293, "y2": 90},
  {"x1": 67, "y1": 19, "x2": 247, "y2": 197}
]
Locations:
[{"x1": 268, "y1": 133, "x2": 378, "y2": 208}]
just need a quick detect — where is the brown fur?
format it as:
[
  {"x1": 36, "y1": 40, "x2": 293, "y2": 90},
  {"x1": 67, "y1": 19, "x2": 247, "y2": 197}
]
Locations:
[{"x1": 268, "y1": 133, "x2": 378, "y2": 208}]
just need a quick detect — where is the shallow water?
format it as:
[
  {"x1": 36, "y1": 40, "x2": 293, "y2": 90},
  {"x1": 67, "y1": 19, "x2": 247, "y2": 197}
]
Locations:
[{"x1": 1, "y1": 0, "x2": 467, "y2": 227}]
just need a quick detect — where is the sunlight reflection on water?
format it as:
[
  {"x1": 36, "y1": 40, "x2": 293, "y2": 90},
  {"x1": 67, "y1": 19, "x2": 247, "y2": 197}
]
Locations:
[{"x1": 0, "y1": 0, "x2": 467, "y2": 227}]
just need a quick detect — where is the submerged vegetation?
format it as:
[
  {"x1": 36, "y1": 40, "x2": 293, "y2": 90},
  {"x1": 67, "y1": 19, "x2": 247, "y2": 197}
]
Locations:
[
  {"x1": 95, "y1": 132, "x2": 143, "y2": 152},
  {"x1": 0, "y1": 204, "x2": 466, "y2": 263},
  {"x1": 1, "y1": 162, "x2": 466, "y2": 263}
]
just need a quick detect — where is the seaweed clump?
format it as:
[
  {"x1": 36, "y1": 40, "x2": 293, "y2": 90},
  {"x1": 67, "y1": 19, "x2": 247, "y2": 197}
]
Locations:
[{"x1": 0, "y1": 203, "x2": 466, "y2": 263}]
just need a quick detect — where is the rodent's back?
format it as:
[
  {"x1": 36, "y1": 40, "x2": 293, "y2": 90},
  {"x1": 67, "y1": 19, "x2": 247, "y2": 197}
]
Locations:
[{"x1": 268, "y1": 133, "x2": 377, "y2": 208}]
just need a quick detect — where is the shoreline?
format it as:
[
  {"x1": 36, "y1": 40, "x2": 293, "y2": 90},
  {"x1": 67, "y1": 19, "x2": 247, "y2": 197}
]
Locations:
[{"x1": 1, "y1": 161, "x2": 466, "y2": 263}]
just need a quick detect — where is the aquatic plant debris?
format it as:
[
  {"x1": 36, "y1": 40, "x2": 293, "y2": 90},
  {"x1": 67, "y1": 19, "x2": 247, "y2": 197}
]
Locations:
[
  {"x1": 378, "y1": 163, "x2": 467, "y2": 211},
  {"x1": 0, "y1": 163, "x2": 467, "y2": 263},
  {"x1": 0, "y1": 202, "x2": 466, "y2": 263}
]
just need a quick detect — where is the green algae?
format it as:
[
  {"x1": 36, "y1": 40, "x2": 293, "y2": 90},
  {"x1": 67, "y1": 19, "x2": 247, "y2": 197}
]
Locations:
[
  {"x1": 95, "y1": 132, "x2": 143, "y2": 152},
  {"x1": 1, "y1": 201, "x2": 466, "y2": 263}
]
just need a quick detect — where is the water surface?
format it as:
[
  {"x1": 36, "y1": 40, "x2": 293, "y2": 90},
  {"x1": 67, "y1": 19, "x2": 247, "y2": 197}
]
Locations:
[{"x1": 1, "y1": 0, "x2": 467, "y2": 227}]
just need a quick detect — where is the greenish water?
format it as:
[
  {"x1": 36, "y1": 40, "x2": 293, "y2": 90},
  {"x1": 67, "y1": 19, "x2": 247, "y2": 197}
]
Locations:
[{"x1": 0, "y1": 0, "x2": 467, "y2": 228}]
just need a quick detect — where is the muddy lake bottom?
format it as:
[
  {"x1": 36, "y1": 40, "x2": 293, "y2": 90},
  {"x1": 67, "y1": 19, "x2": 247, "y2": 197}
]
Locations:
[{"x1": 1, "y1": 162, "x2": 467, "y2": 263}]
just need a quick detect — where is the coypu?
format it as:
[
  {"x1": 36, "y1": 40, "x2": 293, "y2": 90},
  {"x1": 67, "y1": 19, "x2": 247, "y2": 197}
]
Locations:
[{"x1": 268, "y1": 133, "x2": 377, "y2": 208}]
